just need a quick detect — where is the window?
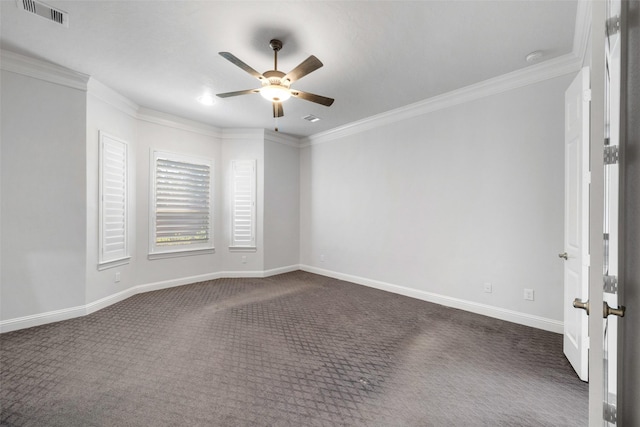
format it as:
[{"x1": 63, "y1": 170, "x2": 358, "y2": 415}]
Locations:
[
  {"x1": 149, "y1": 150, "x2": 214, "y2": 258},
  {"x1": 98, "y1": 131, "x2": 130, "y2": 269},
  {"x1": 230, "y1": 159, "x2": 256, "y2": 250}
]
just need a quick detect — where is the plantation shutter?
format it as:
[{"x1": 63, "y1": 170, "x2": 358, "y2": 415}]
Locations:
[
  {"x1": 231, "y1": 160, "x2": 256, "y2": 248},
  {"x1": 99, "y1": 132, "x2": 129, "y2": 266},
  {"x1": 152, "y1": 153, "x2": 213, "y2": 253}
]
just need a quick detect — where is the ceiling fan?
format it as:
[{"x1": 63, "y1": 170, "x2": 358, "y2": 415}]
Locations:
[{"x1": 216, "y1": 39, "x2": 334, "y2": 121}]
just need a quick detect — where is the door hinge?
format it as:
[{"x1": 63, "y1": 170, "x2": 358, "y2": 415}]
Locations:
[
  {"x1": 604, "y1": 401, "x2": 617, "y2": 424},
  {"x1": 604, "y1": 145, "x2": 619, "y2": 165},
  {"x1": 607, "y1": 16, "x2": 620, "y2": 37},
  {"x1": 604, "y1": 275, "x2": 618, "y2": 294}
]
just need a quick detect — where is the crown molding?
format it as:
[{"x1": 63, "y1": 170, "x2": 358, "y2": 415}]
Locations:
[
  {"x1": 88, "y1": 80, "x2": 222, "y2": 138},
  {"x1": 87, "y1": 78, "x2": 139, "y2": 118},
  {"x1": 137, "y1": 107, "x2": 222, "y2": 138},
  {"x1": 264, "y1": 129, "x2": 302, "y2": 148},
  {"x1": 0, "y1": 49, "x2": 89, "y2": 91},
  {"x1": 221, "y1": 128, "x2": 302, "y2": 147},
  {"x1": 221, "y1": 128, "x2": 265, "y2": 141},
  {"x1": 302, "y1": 53, "x2": 581, "y2": 146}
]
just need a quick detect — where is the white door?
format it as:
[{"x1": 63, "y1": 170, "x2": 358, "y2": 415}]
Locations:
[{"x1": 563, "y1": 67, "x2": 590, "y2": 381}]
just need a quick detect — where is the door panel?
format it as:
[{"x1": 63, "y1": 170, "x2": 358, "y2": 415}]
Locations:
[{"x1": 563, "y1": 67, "x2": 590, "y2": 382}]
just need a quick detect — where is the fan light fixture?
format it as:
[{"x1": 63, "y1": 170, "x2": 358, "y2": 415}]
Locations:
[
  {"x1": 260, "y1": 85, "x2": 291, "y2": 102},
  {"x1": 217, "y1": 39, "x2": 334, "y2": 128}
]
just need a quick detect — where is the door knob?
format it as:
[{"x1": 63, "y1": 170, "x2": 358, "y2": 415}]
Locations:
[
  {"x1": 559, "y1": 252, "x2": 568, "y2": 260},
  {"x1": 573, "y1": 298, "x2": 590, "y2": 314},
  {"x1": 603, "y1": 302, "x2": 625, "y2": 318},
  {"x1": 573, "y1": 299, "x2": 626, "y2": 318}
]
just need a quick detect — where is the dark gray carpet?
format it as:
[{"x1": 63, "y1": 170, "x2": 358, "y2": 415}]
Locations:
[{"x1": 1, "y1": 271, "x2": 587, "y2": 426}]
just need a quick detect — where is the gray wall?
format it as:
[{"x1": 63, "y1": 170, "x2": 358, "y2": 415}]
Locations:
[
  {"x1": 264, "y1": 135, "x2": 300, "y2": 270},
  {"x1": 621, "y1": 0, "x2": 640, "y2": 423},
  {"x1": 1, "y1": 70, "x2": 88, "y2": 318},
  {"x1": 300, "y1": 74, "x2": 573, "y2": 329},
  {"x1": 1, "y1": 57, "x2": 301, "y2": 328}
]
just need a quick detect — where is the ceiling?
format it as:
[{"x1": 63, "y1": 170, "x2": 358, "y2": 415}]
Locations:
[{"x1": 1, "y1": 1, "x2": 578, "y2": 138}]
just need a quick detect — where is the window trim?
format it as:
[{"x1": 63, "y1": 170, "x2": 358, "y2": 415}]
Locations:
[
  {"x1": 98, "y1": 131, "x2": 130, "y2": 269},
  {"x1": 148, "y1": 150, "x2": 215, "y2": 259}
]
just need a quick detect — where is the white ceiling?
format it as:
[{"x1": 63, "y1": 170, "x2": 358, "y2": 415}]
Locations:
[{"x1": 1, "y1": 1, "x2": 578, "y2": 138}]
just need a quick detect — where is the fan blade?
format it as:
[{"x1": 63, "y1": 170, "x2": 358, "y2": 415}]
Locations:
[
  {"x1": 219, "y1": 52, "x2": 265, "y2": 81},
  {"x1": 282, "y1": 55, "x2": 323, "y2": 83},
  {"x1": 216, "y1": 89, "x2": 260, "y2": 98},
  {"x1": 290, "y1": 90, "x2": 334, "y2": 106},
  {"x1": 273, "y1": 102, "x2": 284, "y2": 118}
]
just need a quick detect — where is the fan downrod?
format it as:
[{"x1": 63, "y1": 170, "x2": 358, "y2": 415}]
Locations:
[{"x1": 269, "y1": 39, "x2": 283, "y2": 71}]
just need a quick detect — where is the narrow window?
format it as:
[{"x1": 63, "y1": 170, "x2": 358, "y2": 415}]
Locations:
[
  {"x1": 230, "y1": 160, "x2": 256, "y2": 250},
  {"x1": 98, "y1": 131, "x2": 130, "y2": 269},
  {"x1": 149, "y1": 151, "x2": 214, "y2": 258}
]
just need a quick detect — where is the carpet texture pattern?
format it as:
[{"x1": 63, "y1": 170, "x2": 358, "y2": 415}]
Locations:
[{"x1": 1, "y1": 271, "x2": 588, "y2": 426}]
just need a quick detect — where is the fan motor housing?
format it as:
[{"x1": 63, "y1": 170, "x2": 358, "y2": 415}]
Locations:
[{"x1": 263, "y1": 70, "x2": 288, "y2": 86}]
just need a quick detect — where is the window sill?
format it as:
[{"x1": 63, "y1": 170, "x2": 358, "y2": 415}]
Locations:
[
  {"x1": 98, "y1": 257, "x2": 131, "y2": 271},
  {"x1": 228, "y1": 246, "x2": 257, "y2": 253},
  {"x1": 148, "y1": 248, "x2": 215, "y2": 260}
]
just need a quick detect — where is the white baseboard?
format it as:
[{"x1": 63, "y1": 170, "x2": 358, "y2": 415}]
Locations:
[
  {"x1": 300, "y1": 265, "x2": 563, "y2": 334},
  {"x1": 84, "y1": 271, "x2": 226, "y2": 317},
  {"x1": 1, "y1": 264, "x2": 562, "y2": 334},
  {"x1": 262, "y1": 264, "x2": 301, "y2": 277},
  {"x1": 0, "y1": 305, "x2": 88, "y2": 333},
  {"x1": 0, "y1": 266, "x2": 302, "y2": 333},
  {"x1": 205, "y1": 265, "x2": 300, "y2": 279}
]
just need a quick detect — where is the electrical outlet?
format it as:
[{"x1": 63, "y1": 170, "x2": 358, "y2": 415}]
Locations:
[
  {"x1": 524, "y1": 288, "x2": 534, "y2": 301},
  {"x1": 320, "y1": 254, "x2": 325, "y2": 263},
  {"x1": 241, "y1": 256, "x2": 247, "y2": 264},
  {"x1": 115, "y1": 272, "x2": 121, "y2": 283},
  {"x1": 483, "y1": 283, "x2": 492, "y2": 293}
]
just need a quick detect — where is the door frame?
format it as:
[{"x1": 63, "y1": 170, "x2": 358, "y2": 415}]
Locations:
[
  {"x1": 587, "y1": 1, "x2": 607, "y2": 425},
  {"x1": 619, "y1": 1, "x2": 639, "y2": 423}
]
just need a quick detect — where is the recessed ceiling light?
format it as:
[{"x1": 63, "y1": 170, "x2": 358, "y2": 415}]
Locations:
[
  {"x1": 525, "y1": 50, "x2": 544, "y2": 63},
  {"x1": 302, "y1": 114, "x2": 320, "y2": 123},
  {"x1": 197, "y1": 94, "x2": 215, "y2": 106}
]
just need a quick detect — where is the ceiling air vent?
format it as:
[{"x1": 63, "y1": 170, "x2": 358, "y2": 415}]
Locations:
[
  {"x1": 16, "y1": 0, "x2": 69, "y2": 27},
  {"x1": 302, "y1": 114, "x2": 321, "y2": 123}
]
